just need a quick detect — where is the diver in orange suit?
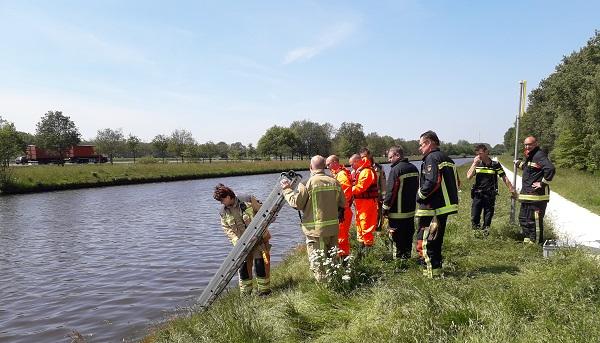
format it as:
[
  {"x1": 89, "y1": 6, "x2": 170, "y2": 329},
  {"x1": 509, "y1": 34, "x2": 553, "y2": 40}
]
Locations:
[
  {"x1": 350, "y1": 154, "x2": 379, "y2": 249},
  {"x1": 326, "y1": 155, "x2": 353, "y2": 258}
]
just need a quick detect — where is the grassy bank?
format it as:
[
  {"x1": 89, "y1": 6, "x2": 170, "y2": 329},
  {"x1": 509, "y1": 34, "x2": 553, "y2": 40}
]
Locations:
[
  {"x1": 498, "y1": 155, "x2": 600, "y2": 215},
  {"x1": 142, "y1": 164, "x2": 600, "y2": 343},
  {"x1": 1, "y1": 160, "x2": 311, "y2": 194}
]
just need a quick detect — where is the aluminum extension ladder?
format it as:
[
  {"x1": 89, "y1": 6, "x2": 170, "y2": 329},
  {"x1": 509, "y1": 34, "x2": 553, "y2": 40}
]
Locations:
[{"x1": 196, "y1": 170, "x2": 303, "y2": 309}]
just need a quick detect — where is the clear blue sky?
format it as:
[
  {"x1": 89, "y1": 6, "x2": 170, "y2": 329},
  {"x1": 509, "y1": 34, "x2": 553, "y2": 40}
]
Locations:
[{"x1": 1, "y1": 0, "x2": 598, "y2": 146}]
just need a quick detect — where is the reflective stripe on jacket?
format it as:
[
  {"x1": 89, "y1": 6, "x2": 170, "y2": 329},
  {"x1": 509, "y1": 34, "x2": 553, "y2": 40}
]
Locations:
[
  {"x1": 283, "y1": 171, "x2": 345, "y2": 237},
  {"x1": 383, "y1": 158, "x2": 419, "y2": 219},
  {"x1": 220, "y1": 194, "x2": 270, "y2": 246},
  {"x1": 518, "y1": 147, "x2": 555, "y2": 203},
  {"x1": 416, "y1": 149, "x2": 459, "y2": 217},
  {"x1": 473, "y1": 160, "x2": 505, "y2": 194}
]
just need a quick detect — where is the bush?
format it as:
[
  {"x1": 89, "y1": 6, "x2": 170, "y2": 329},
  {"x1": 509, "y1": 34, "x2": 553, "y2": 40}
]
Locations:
[{"x1": 0, "y1": 167, "x2": 13, "y2": 192}]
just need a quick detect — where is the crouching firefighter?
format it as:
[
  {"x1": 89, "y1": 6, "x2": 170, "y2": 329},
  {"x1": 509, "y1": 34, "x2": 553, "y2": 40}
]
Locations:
[
  {"x1": 213, "y1": 184, "x2": 271, "y2": 296},
  {"x1": 415, "y1": 131, "x2": 459, "y2": 279}
]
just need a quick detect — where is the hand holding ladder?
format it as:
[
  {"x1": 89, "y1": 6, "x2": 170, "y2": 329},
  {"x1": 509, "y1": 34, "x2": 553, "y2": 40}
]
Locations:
[{"x1": 197, "y1": 170, "x2": 302, "y2": 309}]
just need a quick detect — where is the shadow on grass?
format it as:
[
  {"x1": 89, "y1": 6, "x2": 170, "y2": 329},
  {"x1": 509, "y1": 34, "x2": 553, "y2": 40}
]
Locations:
[
  {"x1": 282, "y1": 300, "x2": 322, "y2": 341},
  {"x1": 451, "y1": 264, "x2": 521, "y2": 278},
  {"x1": 272, "y1": 275, "x2": 303, "y2": 292}
]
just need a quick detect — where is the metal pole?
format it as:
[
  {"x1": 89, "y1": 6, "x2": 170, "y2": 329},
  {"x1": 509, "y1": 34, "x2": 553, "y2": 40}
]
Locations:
[{"x1": 510, "y1": 80, "x2": 526, "y2": 224}]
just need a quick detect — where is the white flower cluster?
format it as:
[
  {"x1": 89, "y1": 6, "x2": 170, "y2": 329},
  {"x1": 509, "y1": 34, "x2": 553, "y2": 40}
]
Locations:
[{"x1": 308, "y1": 247, "x2": 354, "y2": 288}]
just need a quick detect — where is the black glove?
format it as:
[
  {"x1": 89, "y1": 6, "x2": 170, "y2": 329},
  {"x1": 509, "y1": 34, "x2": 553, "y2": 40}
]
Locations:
[
  {"x1": 382, "y1": 208, "x2": 389, "y2": 217},
  {"x1": 338, "y1": 207, "x2": 345, "y2": 222}
]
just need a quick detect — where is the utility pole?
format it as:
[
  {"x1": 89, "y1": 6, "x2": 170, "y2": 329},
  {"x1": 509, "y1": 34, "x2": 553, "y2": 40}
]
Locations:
[{"x1": 510, "y1": 80, "x2": 527, "y2": 224}]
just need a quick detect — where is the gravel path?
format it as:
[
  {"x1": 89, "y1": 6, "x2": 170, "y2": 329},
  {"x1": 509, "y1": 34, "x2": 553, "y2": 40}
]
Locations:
[{"x1": 503, "y1": 166, "x2": 600, "y2": 250}]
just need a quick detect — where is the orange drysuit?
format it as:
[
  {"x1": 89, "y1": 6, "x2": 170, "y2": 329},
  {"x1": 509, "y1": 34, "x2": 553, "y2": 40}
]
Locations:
[
  {"x1": 331, "y1": 165, "x2": 353, "y2": 257},
  {"x1": 352, "y1": 157, "x2": 379, "y2": 246}
]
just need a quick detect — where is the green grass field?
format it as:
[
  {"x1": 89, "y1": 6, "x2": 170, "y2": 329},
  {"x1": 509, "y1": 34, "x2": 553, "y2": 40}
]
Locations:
[
  {"x1": 142, "y1": 164, "x2": 600, "y2": 343},
  {"x1": 2, "y1": 160, "x2": 311, "y2": 194}
]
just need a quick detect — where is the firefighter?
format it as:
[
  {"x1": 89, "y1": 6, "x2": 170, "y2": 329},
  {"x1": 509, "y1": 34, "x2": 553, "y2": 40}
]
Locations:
[
  {"x1": 466, "y1": 144, "x2": 515, "y2": 235},
  {"x1": 415, "y1": 131, "x2": 459, "y2": 278},
  {"x1": 514, "y1": 136, "x2": 555, "y2": 244},
  {"x1": 281, "y1": 155, "x2": 346, "y2": 282},
  {"x1": 350, "y1": 153, "x2": 379, "y2": 251},
  {"x1": 326, "y1": 154, "x2": 353, "y2": 259},
  {"x1": 382, "y1": 146, "x2": 419, "y2": 264},
  {"x1": 359, "y1": 147, "x2": 387, "y2": 231},
  {"x1": 213, "y1": 184, "x2": 271, "y2": 296}
]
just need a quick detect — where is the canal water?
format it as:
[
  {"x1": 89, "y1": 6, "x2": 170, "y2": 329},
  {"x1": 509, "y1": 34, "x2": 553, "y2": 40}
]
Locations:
[{"x1": 0, "y1": 158, "x2": 470, "y2": 342}]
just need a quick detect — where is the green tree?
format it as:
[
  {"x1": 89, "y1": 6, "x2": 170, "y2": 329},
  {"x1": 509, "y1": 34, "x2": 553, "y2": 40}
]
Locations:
[
  {"x1": 95, "y1": 128, "x2": 125, "y2": 164},
  {"x1": 503, "y1": 126, "x2": 516, "y2": 156},
  {"x1": 441, "y1": 142, "x2": 458, "y2": 156},
  {"x1": 16, "y1": 131, "x2": 35, "y2": 153},
  {"x1": 503, "y1": 31, "x2": 600, "y2": 171},
  {"x1": 198, "y1": 141, "x2": 219, "y2": 163},
  {"x1": 583, "y1": 74, "x2": 600, "y2": 170},
  {"x1": 126, "y1": 134, "x2": 141, "y2": 163},
  {"x1": 396, "y1": 139, "x2": 420, "y2": 157},
  {"x1": 289, "y1": 120, "x2": 333, "y2": 159},
  {"x1": 229, "y1": 142, "x2": 246, "y2": 160},
  {"x1": 333, "y1": 122, "x2": 366, "y2": 158},
  {"x1": 182, "y1": 142, "x2": 196, "y2": 163},
  {"x1": 365, "y1": 132, "x2": 387, "y2": 158},
  {"x1": 0, "y1": 117, "x2": 22, "y2": 166},
  {"x1": 35, "y1": 110, "x2": 81, "y2": 164},
  {"x1": 246, "y1": 143, "x2": 257, "y2": 160},
  {"x1": 257, "y1": 126, "x2": 300, "y2": 161},
  {"x1": 381, "y1": 135, "x2": 396, "y2": 154},
  {"x1": 216, "y1": 141, "x2": 230, "y2": 160},
  {"x1": 152, "y1": 134, "x2": 169, "y2": 163},
  {"x1": 490, "y1": 144, "x2": 506, "y2": 155},
  {"x1": 0, "y1": 117, "x2": 22, "y2": 190},
  {"x1": 456, "y1": 139, "x2": 473, "y2": 156},
  {"x1": 169, "y1": 129, "x2": 195, "y2": 163}
]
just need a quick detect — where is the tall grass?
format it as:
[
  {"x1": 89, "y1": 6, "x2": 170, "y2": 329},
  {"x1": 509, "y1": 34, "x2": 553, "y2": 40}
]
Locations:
[{"x1": 142, "y1": 164, "x2": 600, "y2": 343}]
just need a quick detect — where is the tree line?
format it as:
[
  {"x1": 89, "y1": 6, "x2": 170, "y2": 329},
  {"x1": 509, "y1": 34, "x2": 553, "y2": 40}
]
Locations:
[
  {"x1": 503, "y1": 31, "x2": 600, "y2": 172},
  {"x1": 1, "y1": 114, "x2": 506, "y2": 168},
  {"x1": 257, "y1": 121, "x2": 505, "y2": 161}
]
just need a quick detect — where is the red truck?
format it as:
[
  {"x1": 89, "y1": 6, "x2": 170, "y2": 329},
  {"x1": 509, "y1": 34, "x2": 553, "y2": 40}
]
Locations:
[{"x1": 18, "y1": 145, "x2": 108, "y2": 164}]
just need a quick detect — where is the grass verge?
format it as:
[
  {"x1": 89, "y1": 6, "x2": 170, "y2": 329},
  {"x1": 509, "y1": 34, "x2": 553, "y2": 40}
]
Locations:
[
  {"x1": 1, "y1": 161, "x2": 310, "y2": 195},
  {"x1": 142, "y1": 164, "x2": 600, "y2": 343}
]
